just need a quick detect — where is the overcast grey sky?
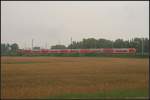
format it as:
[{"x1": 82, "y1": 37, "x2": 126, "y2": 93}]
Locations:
[{"x1": 1, "y1": 1, "x2": 149, "y2": 49}]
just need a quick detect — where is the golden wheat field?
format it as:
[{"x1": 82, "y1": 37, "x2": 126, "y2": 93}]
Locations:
[{"x1": 1, "y1": 56, "x2": 149, "y2": 99}]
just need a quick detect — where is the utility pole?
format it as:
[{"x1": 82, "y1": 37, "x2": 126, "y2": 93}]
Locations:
[
  {"x1": 45, "y1": 42, "x2": 48, "y2": 49},
  {"x1": 32, "y1": 39, "x2": 34, "y2": 50},
  {"x1": 112, "y1": 41, "x2": 114, "y2": 48},
  {"x1": 71, "y1": 37, "x2": 72, "y2": 50},
  {"x1": 25, "y1": 42, "x2": 27, "y2": 49},
  {"x1": 95, "y1": 39, "x2": 96, "y2": 49},
  {"x1": 142, "y1": 38, "x2": 144, "y2": 56},
  {"x1": 58, "y1": 40, "x2": 61, "y2": 45},
  {"x1": 94, "y1": 33, "x2": 97, "y2": 49}
]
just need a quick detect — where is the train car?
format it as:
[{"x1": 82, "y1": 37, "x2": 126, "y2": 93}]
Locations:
[
  {"x1": 99, "y1": 48, "x2": 136, "y2": 54},
  {"x1": 17, "y1": 48, "x2": 136, "y2": 55}
]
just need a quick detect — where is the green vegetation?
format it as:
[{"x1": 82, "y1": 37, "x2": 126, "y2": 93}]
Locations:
[
  {"x1": 1, "y1": 37, "x2": 149, "y2": 56},
  {"x1": 67, "y1": 38, "x2": 149, "y2": 54},
  {"x1": 51, "y1": 44, "x2": 67, "y2": 49},
  {"x1": 48, "y1": 89, "x2": 148, "y2": 99},
  {"x1": 16, "y1": 53, "x2": 149, "y2": 58},
  {"x1": 1, "y1": 43, "x2": 19, "y2": 56}
]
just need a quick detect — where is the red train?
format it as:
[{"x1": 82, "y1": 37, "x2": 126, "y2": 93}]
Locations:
[{"x1": 17, "y1": 48, "x2": 136, "y2": 55}]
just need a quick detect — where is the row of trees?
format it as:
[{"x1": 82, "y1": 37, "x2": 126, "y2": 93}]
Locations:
[
  {"x1": 51, "y1": 45, "x2": 67, "y2": 49},
  {"x1": 1, "y1": 43, "x2": 19, "y2": 55},
  {"x1": 51, "y1": 38, "x2": 149, "y2": 53},
  {"x1": 1, "y1": 37, "x2": 149, "y2": 56}
]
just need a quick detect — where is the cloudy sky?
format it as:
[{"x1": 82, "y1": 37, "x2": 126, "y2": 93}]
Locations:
[{"x1": 1, "y1": 1, "x2": 149, "y2": 49}]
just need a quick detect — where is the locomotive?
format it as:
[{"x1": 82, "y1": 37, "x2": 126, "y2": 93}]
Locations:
[{"x1": 17, "y1": 48, "x2": 136, "y2": 55}]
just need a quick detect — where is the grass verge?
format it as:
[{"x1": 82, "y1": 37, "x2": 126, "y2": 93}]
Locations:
[
  {"x1": 9, "y1": 53, "x2": 149, "y2": 58},
  {"x1": 47, "y1": 89, "x2": 148, "y2": 99}
]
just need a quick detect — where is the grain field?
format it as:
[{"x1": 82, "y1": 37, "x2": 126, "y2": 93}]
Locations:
[{"x1": 1, "y1": 57, "x2": 149, "y2": 99}]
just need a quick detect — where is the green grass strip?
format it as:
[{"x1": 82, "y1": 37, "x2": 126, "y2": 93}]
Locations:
[
  {"x1": 11, "y1": 53, "x2": 149, "y2": 58},
  {"x1": 47, "y1": 89, "x2": 148, "y2": 99}
]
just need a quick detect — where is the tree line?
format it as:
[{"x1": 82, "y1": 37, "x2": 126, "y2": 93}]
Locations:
[
  {"x1": 1, "y1": 37, "x2": 149, "y2": 56},
  {"x1": 51, "y1": 37, "x2": 149, "y2": 53},
  {"x1": 1, "y1": 43, "x2": 19, "y2": 56}
]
